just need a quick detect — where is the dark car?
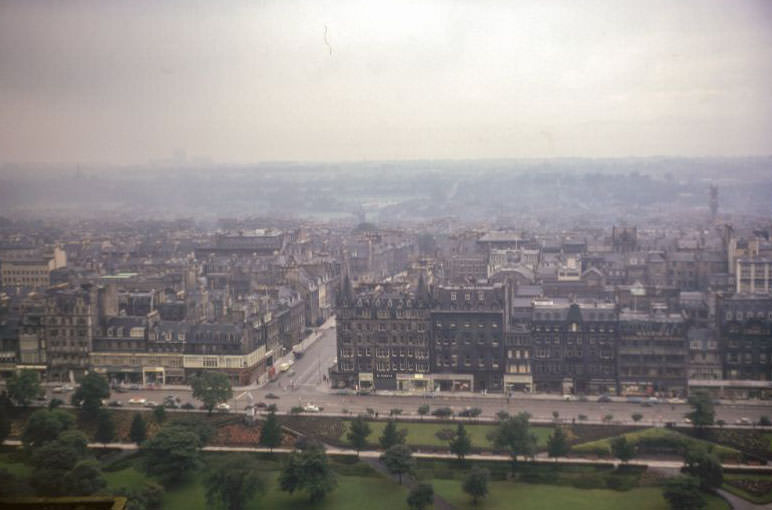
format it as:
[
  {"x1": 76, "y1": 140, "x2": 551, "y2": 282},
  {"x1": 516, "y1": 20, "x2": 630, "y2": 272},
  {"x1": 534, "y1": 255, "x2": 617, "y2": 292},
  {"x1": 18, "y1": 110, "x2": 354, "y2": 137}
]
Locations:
[
  {"x1": 256, "y1": 401, "x2": 267, "y2": 409},
  {"x1": 265, "y1": 393, "x2": 280, "y2": 399},
  {"x1": 597, "y1": 395, "x2": 612, "y2": 403}
]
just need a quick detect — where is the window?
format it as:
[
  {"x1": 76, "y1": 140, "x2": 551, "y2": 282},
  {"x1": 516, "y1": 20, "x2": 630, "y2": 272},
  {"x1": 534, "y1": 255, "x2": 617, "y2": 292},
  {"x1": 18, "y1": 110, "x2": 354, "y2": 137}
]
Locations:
[{"x1": 450, "y1": 292, "x2": 457, "y2": 301}]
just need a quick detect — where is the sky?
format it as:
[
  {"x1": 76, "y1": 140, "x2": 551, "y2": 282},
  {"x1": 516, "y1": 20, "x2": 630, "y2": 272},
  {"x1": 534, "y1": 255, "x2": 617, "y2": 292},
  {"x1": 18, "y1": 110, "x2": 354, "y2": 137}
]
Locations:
[{"x1": 1, "y1": 0, "x2": 771, "y2": 164}]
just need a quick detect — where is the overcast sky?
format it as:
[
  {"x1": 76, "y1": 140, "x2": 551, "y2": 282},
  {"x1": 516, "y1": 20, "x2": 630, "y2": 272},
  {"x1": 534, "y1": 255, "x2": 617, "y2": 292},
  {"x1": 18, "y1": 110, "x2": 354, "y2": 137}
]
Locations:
[{"x1": 1, "y1": 0, "x2": 771, "y2": 164}]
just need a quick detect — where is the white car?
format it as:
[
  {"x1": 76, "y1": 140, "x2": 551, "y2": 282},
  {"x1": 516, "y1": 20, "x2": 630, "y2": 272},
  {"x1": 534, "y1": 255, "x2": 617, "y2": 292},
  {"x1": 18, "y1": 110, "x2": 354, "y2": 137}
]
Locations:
[
  {"x1": 216, "y1": 403, "x2": 231, "y2": 411},
  {"x1": 563, "y1": 394, "x2": 576, "y2": 401},
  {"x1": 128, "y1": 398, "x2": 147, "y2": 405},
  {"x1": 302, "y1": 403, "x2": 320, "y2": 413},
  {"x1": 736, "y1": 417, "x2": 752, "y2": 425},
  {"x1": 278, "y1": 362, "x2": 291, "y2": 373}
]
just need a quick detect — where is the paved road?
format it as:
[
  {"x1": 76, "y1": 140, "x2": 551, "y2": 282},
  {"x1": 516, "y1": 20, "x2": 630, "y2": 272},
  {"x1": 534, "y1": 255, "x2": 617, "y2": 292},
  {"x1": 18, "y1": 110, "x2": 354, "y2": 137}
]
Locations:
[{"x1": 37, "y1": 322, "x2": 772, "y2": 426}]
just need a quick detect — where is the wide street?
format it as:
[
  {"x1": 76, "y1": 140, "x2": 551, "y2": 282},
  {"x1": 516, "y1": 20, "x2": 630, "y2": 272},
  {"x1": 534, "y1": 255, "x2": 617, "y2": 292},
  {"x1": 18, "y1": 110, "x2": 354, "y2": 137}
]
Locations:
[{"x1": 40, "y1": 322, "x2": 772, "y2": 426}]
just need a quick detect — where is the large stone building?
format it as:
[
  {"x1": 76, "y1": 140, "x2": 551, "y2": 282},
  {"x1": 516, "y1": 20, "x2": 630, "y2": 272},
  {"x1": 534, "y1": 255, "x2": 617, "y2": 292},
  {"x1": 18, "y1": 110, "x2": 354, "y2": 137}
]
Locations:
[{"x1": 717, "y1": 294, "x2": 772, "y2": 381}]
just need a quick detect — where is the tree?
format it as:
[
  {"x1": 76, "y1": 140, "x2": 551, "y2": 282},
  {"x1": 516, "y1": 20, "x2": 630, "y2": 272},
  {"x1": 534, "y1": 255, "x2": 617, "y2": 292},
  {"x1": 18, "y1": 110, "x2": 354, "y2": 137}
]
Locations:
[
  {"x1": 205, "y1": 455, "x2": 264, "y2": 510},
  {"x1": 632, "y1": 413, "x2": 643, "y2": 422},
  {"x1": 663, "y1": 476, "x2": 706, "y2": 510},
  {"x1": 380, "y1": 444, "x2": 414, "y2": 484},
  {"x1": 492, "y1": 412, "x2": 537, "y2": 470},
  {"x1": 153, "y1": 404, "x2": 167, "y2": 424},
  {"x1": 379, "y1": 419, "x2": 406, "y2": 450},
  {"x1": 407, "y1": 482, "x2": 434, "y2": 510},
  {"x1": 603, "y1": 414, "x2": 614, "y2": 424},
  {"x1": 279, "y1": 445, "x2": 337, "y2": 502},
  {"x1": 547, "y1": 426, "x2": 570, "y2": 460},
  {"x1": 115, "y1": 481, "x2": 165, "y2": 510},
  {"x1": 0, "y1": 468, "x2": 25, "y2": 497},
  {"x1": 449, "y1": 423, "x2": 472, "y2": 461},
  {"x1": 496, "y1": 410, "x2": 510, "y2": 421},
  {"x1": 30, "y1": 439, "x2": 82, "y2": 496},
  {"x1": 389, "y1": 408, "x2": 403, "y2": 416},
  {"x1": 684, "y1": 447, "x2": 723, "y2": 491},
  {"x1": 57, "y1": 430, "x2": 89, "y2": 457},
  {"x1": 686, "y1": 391, "x2": 714, "y2": 433},
  {"x1": 169, "y1": 415, "x2": 215, "y2": 445},
  {"x1": 758, "y1": 416, "x2": 771, "y2": 426},
  {"x1": 611, "y1": 436, "x2": 635, "y2": 463},
  {"x1": 22, "y1": 408, "x2": 74, "y2": 447},
  {"x1": 417, "y1": 404, "x2": 430, "y2": 420},
  {"x1": 62, "y1": 459, "x2": 106, "y2": 496},
  {"x1": 259, "y1": 410, "x2": 282, "y2": 452},
  {"x1": 346, "y1": 415, "x2": 371, "y2": 456},
  {"x1": 552, "y1": 410, "x2": 560, "y2": 421},
  {"x1": 7, "y1": 370, "x2": 41, "y2": 406},
  {"x1": 141, "y1": 425, "x2": 201, "y2": 485},
  {"x1": 462, "y1": 467, "x2": 490, "y2": 505},
  {"x1": 71, "y1": 372, "x2": 110, "y2": 418},
  {"x1": 130, "y1": 413, "x2": 147, "y2": 445},
  {"x1": 94, "y1": 408, "x2": 116, "y2": 444},
  {"x1": 191, "y1": 371, "x2": 233, "y2": 416}
]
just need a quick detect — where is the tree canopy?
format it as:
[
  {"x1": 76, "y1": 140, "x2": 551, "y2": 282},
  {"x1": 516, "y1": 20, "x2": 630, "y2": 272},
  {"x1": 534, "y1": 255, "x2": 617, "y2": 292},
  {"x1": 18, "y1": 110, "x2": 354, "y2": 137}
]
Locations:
[
  {"x1": 547, "y1": 426, "x2": 570, "y2": 460},
  {"x1": 130, "y1": 413, "x2": 147, "y2": 445},
  {"x1": 141, "y1": 425, "x2": 201, "y2": 485},
  {"x1": 71, "y1": 372, "x2": 110, "y2": 418},
  {"x1": 663, "y1": 476, "x2": 706, "y2": 510},
  {"x1": 379, "y1": 419, "x2": 406, "y2": 450},
  {"x1": 94, "y1": 408, "x2": 116, "y2": 444},
  {"x1": 684, "y1": 447, "x2": 723, "y2": 491},
  {"x1": 611, "y1": 436, "x2": 635, "y2": 463},
  {"x1": 462, "y1": 467, "x2": 490, "y2": 505},
  {"x1": 449, "y1": 423, "x2": 472, "y2": 461},
  {"x1": 491, "y1": 412, "x2": 537, "y2": 468},
  {"x1": 279, "y1": 444, "x2": 337, "y2": 502},
  {"x1": 380, "y1": 444, "x2": 414, "y2": 484},
  {"x1": 407, "y1": 483, "x2": 434, "y2": 510},
  {"x1": 205, "y1": 455, "x2": 264, "y2": 510},
  {"x1": 191, "y1": 371, "x2": 233, "y2": 415},
  {"x1": 22, "y1": 409, "x2": 74, "y2": 447},
  {"x1": 686, "y1": 391, "x2": 715, "y2": 431},
  {"x1": 7, "y1": 369, "x2": 41, "y2": 406},
  {"x1": 259, "y1": 410, "x2": 282, "y2": 452},
  {"x1": 346, "y1": 415, "x2": 371, "y2": 455}
]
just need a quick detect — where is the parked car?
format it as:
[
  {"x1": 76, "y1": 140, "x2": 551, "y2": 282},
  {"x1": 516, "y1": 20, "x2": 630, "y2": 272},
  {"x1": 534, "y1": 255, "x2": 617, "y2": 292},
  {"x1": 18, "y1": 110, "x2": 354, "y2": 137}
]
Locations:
[
  {"x1": 302, "y1": 403, "x2": 320, "y2": 413},
  {"x1": 52, "y1": 386, "x2": 64, "y2": 393},
  {"x1": 143, "y1": 401, "x2": 158, "y2": 408},
  {"x1": 563, "y1": 394, "x2": 576, "y2": 401},
  {"x1": 255, "y1": 402, "x2": 267, "y2": 409},
  {"x1": 736, "y1": 417, "x2": 752, "y2": 425},
  {"x1": 108, "y1": 400, "x2": 123, "y2": 407},
  {"x1": 597, "y1": 395, "x2": 612, "y2": 403},
  {"x1": 61, "y1": 384, "x2": 74, "y2": 392},
  {"x1": 128, "y1": 398, "x2": 147, "y2": 405},
  {"x1": 265, "y1": 393, "x2": 280, "y2": 399},
  {"x1": 114, "y1": 386, "x2": 128, "y2": 393},
  {"x1": 216, "y1": 403, "x2": 231, "y2": 411}
]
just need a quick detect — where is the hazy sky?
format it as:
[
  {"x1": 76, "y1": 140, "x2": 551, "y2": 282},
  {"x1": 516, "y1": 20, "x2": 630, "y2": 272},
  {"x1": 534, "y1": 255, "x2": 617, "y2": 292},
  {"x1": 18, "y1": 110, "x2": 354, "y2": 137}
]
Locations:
[{"x1": 1, "y1": 0, "x2": 771, "y2": 164}]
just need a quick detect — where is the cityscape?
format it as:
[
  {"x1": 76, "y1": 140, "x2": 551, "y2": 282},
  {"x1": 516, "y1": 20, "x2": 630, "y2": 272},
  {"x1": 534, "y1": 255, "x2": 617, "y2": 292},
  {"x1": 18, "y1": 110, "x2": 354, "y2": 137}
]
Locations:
[{"x1": 1, "y1": 1, "x2": 772, "y2": 510}]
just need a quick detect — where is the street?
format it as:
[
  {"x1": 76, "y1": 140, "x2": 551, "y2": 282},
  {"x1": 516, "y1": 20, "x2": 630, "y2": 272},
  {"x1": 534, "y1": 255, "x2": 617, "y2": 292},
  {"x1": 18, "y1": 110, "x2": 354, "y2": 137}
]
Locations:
[{"x1": 38, "y1": 323, "x2": 772, "y2": 426}]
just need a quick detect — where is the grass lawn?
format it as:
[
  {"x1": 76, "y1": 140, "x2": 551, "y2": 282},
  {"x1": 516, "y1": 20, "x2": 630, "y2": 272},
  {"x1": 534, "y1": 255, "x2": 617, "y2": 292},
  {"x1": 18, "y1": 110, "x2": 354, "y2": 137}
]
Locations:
[
  {"x1": 722, "y1": 473, "x2": 772, "y2": 505},
  {"x1": 341, "y1": 420, "x2": 551, "y2": 449},
  {"x1": 571, "y1": 427, "x2": 739, "y2": 460},
  {"x1": 433, "y1": 480, "x2": 729, "y2": 510},
  {"x1": 764, "y1": 432, "x2": 772, "y2": 453}
]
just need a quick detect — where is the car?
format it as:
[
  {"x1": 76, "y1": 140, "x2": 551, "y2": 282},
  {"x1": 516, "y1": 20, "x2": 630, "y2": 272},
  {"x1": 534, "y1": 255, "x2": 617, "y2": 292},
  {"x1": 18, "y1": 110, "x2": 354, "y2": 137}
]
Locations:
[
  {"x1": 128, "y1": 398, "x2": 147, "y2": 405},
  {"x1": 302, "y1": 403, "x2": 320, "y2": 413},
  {"x1": 563, "y1": 394, "x2": 576, "y2": 401},
  {"x1": 256, "y1": 402, "x2": 267, "y2": 409},
  {"x1": 278, "y1": 362, "x2": 291, "y2": 372},
  {"x1": 736, "y1": 417, "x2": 752, "y2": 425},
  {"x1": 597, "y1": 395, "x2": 612, "y2": 403},
  {"x1": 216, "y1": 403, "x2": 231, "y2": 411},
  {"x1": 129, "y1": 384, "x2": 140, "y2": 391},
  {"x1": 108, "y1": 400, "x2": 123, "y2": 407},
  {"x1": 52, "y1": 386, "x2": 64, "y2": 393},
  {"x1": 683, "y1": 417, "x2": 692, "y2": 424},
  {"x1": 265, "y1": 393, "x2": 280, "y2": 399},
  {"x1": 114, "y1": 386, "x2": 128, "y2": 393},
  {"x1": 647, "y1": 397, "x2": 660, "y2": 404},
  {"x1": 626, "y1": 396, "x2": 643, "y2": 404},
  {"x1": 143, "y1": 401, "x2": 158, "y2": 408}
]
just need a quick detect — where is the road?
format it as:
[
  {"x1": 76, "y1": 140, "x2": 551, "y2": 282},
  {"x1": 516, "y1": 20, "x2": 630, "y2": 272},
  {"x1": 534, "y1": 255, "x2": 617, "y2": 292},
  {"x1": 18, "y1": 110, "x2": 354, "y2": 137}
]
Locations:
[{"x1": 38, "y1": 322, "x2": 772, "y2": 425}]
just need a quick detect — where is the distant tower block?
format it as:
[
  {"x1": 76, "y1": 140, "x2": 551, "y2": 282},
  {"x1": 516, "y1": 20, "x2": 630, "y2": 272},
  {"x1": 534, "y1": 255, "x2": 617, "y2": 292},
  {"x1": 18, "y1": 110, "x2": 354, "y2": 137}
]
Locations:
[{"x1": 709, "y1": 185, "x2": 719, "y2": 220}]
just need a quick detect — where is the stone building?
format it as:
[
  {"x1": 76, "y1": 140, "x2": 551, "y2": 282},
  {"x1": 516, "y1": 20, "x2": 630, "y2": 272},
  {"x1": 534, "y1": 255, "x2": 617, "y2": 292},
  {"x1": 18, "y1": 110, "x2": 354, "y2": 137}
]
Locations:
[{"x1": 717, "y1": 294, "x2": 772, "y2": 381}]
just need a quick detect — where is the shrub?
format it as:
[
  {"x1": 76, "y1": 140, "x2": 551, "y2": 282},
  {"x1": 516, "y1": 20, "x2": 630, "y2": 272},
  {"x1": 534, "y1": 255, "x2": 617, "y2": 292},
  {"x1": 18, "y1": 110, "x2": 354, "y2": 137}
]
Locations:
[
  {"x1": 432, "y1": 407, "x2": 453, "y2": 418},
  {"x1": 435, "y1": 428, "x2": 455, "y2": 441}
]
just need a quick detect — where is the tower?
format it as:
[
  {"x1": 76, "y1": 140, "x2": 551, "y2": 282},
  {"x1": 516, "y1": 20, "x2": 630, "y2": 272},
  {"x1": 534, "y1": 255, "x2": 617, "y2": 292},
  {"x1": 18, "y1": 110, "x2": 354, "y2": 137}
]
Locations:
[{"x1": 709, "y1": 185, "x2": 718, "y2": 220}]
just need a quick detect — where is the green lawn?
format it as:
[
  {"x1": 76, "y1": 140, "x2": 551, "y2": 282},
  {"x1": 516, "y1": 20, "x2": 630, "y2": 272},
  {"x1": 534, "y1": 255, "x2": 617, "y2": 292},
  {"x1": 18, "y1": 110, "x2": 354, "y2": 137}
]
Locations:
[
  {"x1": 722, "y1": 473, "x2": 772, "y2": 505},
  {"x1": 433, "y1": 480, "x2": 730, "y2": 510},
  {"x1": 571, "y1": 427, "x2": 739, "y2": 460},
  {"x1": 764, "y1": 432, "x2": 772, "y2": 453},
  {"x1": 341, "y1": 420, "x2": 551, "y2": 449}
]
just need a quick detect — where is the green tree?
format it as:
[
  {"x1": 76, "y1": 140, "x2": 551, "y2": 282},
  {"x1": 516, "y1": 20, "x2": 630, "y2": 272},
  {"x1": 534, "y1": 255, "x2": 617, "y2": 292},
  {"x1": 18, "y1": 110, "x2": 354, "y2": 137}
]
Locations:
[
  {"x1": 30, "y1": 439, "x2": 81, "y2": 496},
  {"x1": 380, "y1": 444, "x2": 414, "y2": 484},
  {"x1": 462, "y1": 467, "x2": 490, "y2": 505},
  {"x1": 547, "y1": 426, "x2": 570, "y2": 460},
  {"x1": 686, "y1": 391, "x2": 714, "y2": 433},
  {"x1": 205, "y1": 455, "x2": 264, "y2": 510},
  {"x1": 407, "y1": 482, "x2": 434, "y2": 510},
  {"x1": 94, "y1": 408, "x2": 116, "y2": 444},
  {"x1": 22, "y1": 408, "x2": 74, "y2": 447},
  {"x1": 0, "y1": 468, "x2": 25, "y2": 497},
  {"x1": 346, "y1": 415, "x2": 371, "y2": 456},
  {"x1": 191, "y1": 371, "x2": 233, "y2": 416},
  {"x1": 259, "y1": 410, "x2": 282, "y2": 452},
  {"x1": 449, "y1": 423, "x2": 472, "y2": 461},
  {"x1": 115, "y1": 481, "x2": 165, "y2": 510},
  {"x1": 57, "y1": 430, "x2": 89, "y2": 457},
  {"x1": 663, "y1": 476, "x2": 706, "y2": 510},
  {"x1": 279, "y1": 444, "x2": 337, "y2": 502},
  {"x1": 379, "y1": 419, "x2": 406, "y2": 450},
  {"x1": 62, "y1": 459, "x2": 107, "y2": 496},
  {"x1": 7, "y1": 369, "x2": 41, "y2": 406},
  {"x1": 417, "y1": 404, "x2": 430, "y2": 420},
  {"x1": 611, "y1": 436, "x2": 635, "y2": 464},
  {"x1": 141, "y1": 425, "x2": 201, "y2": 485},
  {"x1": 492, "y1": 412, "x2": 537, "y2": 470},
  {"x1": 684, "y1": 447, "x2": 723, "y2": 491},
  {"x1": 153, "y1": 405, "x2": 166, "y2": 424},
  {"x1": 632, "y1": 413, "x2": 643, "y2": 422},
  {"x1": 130, "y1": 413, "x2": 147, "y2": 445},
  {"x1": 71, "y1": 372, "x2": 110, "y2": 418},
  {"x1": 169, "y1": 415, "x2": 215, "y2": 445}
]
